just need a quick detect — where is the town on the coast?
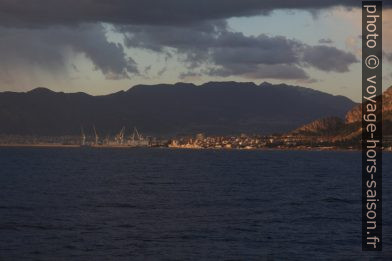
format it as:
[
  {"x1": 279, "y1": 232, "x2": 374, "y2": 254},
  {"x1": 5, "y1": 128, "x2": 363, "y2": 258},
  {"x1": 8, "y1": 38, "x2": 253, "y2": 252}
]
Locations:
[{"x1": 1, "y1": 126, "x2": 391, "y2": 151}]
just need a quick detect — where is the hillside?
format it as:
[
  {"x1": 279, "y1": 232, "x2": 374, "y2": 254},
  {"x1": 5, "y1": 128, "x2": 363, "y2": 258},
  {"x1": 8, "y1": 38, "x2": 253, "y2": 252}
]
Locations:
[
  {"x1": 291, "y1": 86, "x2": 392, "y2": 140},
  {"x1": 0, "y1": 82, "x2": 355, "y2": 136}
]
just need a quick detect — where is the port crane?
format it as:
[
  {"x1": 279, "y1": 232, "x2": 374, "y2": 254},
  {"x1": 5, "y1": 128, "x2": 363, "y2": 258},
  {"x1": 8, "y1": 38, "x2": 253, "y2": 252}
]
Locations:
[
  {"x1": 131, "y1": 127, "x2": 143, "y2": 141},
  {"x1": 93, "y1": 125, "x2": 99, "y2": 145},
  {"x1": 78, "y1": 125, "x2": 149, "y2": 147},
  {"x1": 115, "y1": 127, "x2": 125, "y2": 144},
  {"x1": 80, "y1": 126, "x2": 86, "y2": 146}
]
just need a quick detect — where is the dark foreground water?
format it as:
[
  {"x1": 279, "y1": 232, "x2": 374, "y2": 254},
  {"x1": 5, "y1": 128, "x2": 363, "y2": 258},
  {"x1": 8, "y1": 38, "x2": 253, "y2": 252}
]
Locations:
[{"x1": 0, "y1": 148, "x2": 391, "y2": 260}]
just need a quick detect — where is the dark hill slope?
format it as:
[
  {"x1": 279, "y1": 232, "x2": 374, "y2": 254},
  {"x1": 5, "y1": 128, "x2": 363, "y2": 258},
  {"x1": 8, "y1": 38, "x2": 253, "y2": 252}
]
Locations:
[{"x1": 0, "y1": 82, "x2": 355, "y2": 136}]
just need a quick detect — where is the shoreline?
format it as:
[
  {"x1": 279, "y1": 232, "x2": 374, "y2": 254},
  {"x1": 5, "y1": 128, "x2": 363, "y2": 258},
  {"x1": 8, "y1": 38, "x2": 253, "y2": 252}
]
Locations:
[
  {"x1": 1, "y1": 143, "x2": 391, "y2": 153},
  {"x1": 0, "y1": 143, "x2": 80, "y2": 148},
  {"x1": 0, "y1": 143, "x2": 367, "y2": 152}
]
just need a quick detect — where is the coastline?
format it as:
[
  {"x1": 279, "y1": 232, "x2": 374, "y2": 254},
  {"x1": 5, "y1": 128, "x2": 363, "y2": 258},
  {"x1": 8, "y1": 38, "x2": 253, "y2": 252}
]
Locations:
[
  {"x1": 0, "y1": 143, "x2": 80, "y2": 148},
  {"x1": 0, "y1": 143, "x2": 367, "y2": 152},
  {"x1": 2, "y1": 143, "x2": 392, "y2": 153}
]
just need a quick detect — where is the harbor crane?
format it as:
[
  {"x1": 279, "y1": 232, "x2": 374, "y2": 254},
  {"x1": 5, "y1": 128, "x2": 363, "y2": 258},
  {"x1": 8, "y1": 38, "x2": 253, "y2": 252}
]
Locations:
[
  {"x1": 80, "y1": 126, "x2": 86, "y2": 146},
  {"x1": 132, "y1": 127, "x2": 143, "y2": 141},
  {"x1": 93, "y1": 125, "x2": 99, "y2": 145},
  {"x1": 115, "y1": 127, "x2": 125, "y2": 144}
]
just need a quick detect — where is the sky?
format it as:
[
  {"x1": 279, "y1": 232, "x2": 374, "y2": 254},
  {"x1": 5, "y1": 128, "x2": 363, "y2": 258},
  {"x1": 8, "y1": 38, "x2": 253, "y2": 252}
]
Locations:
[{"x1": 0, "y1": 0, "x2": 391, "y2": 102}]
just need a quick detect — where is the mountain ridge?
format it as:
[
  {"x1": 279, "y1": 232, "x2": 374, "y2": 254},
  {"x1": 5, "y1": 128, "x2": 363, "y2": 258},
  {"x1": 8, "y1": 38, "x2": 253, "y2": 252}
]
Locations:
[
  {"x1": 0, "y1": 81, "x2": 356, "y2": 137},
  {"x1": 291, "y1": 86, "x2": 392, "y2": 140}
]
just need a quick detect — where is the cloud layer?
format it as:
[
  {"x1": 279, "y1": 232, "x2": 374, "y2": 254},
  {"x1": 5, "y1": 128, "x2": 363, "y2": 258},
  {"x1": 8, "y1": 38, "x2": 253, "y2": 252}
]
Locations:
[
  {"x1": 121, "y1": 22, "x2": 358, "y2": 80},
  {"x1": 0, "y1": 0, "x2": 364, "y2": 28},
  {"x1": 0, "y1": 24, "x2": 137, "y2": 82},
  {"x1": 0, "y1": 0, "x2": 374, "y2": 85}
]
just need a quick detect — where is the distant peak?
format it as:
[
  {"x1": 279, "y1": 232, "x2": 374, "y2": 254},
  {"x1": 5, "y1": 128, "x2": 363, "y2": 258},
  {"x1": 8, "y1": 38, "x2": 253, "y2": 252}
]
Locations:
[
  {"x1": 259, "y1": 81, "x2": 273, "y2": 87},
  {"x1": 27, "y1": 87, "x2": 55, "y2": 94},
  {"x1": 128, "y1": 81, "x2": 258, "y2": 91},
  {"x1": 174, "y1": 82, "x2": 195, "y2": 87},
  {"x1": 127, "y1": 83, "x2": 185, "y2": 92},
  {"x1": 201, "y1": 81, "x2": 257, "y2": 87}
]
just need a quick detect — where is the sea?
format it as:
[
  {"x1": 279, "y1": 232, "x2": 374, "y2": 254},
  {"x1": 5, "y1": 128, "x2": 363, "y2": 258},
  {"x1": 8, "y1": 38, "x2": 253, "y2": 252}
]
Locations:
[{"x1": 0, "y1": 147, "x2": 391, "y2": 260}]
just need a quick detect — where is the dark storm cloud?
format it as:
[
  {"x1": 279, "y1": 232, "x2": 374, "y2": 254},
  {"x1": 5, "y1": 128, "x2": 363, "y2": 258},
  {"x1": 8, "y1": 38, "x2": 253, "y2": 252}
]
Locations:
[
  {"x1": 0, "y1": 0, "x2": 369, "y2": 82},
  {"x1": 318, "y1": 38, "x2": 333, "y2": 44},
  {"x1": 302, "y1": 45, "x2": 358, "y2": 72},
  {"x1": 0, "y1": 24, "x2": 137, "y2": 80},
  {"x1": 211, "y1": 33, "x2": 302, "y2": 65},
  {"x1": 62, "y1": 25, "x2": 138, "y2": 79},
  {"x1": 120, "y1": 23, "x2": 358, "y2": 80},
  {"x1": 0, "y1": 0, "x2": 368, "y2": 28}
]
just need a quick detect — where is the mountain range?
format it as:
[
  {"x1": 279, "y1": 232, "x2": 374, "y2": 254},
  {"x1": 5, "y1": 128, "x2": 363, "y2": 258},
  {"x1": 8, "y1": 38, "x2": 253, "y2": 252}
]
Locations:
[{"x1": 0, "y1": 82, "x2": 356, "y2": 137}]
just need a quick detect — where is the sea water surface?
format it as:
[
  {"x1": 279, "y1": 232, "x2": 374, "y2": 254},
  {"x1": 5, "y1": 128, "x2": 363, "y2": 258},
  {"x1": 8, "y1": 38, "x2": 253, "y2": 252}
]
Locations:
[{"x1": 0, "y1": 148, "x2": 391, "y2": 260}]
